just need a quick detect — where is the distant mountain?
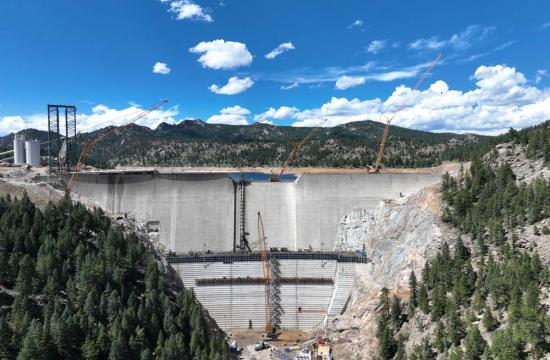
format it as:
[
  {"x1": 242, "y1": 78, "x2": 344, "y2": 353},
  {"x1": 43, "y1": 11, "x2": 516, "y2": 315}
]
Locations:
[{"x1": 0, "y1": 120, "x2": 493, "y2": 168}]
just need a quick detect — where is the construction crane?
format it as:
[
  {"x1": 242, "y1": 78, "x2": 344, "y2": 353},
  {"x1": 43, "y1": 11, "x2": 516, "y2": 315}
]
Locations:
[
  {"x1": 372, "y1": 54, "x2": 442, "y2": 173},
  {"x1": 66, "y1": 99, "x2": 168, "y2": 193},
  {"x1": 257, "y1": 211, "x2": 275, "y2": 339},
  {"x1": 270, "y1": 125, "x2": 320, "y2": 182}
]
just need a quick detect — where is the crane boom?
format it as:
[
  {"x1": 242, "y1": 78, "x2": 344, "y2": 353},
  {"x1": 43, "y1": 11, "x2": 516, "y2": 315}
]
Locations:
[
  {"x1": 66, "y1": 100, "x2": 168, "y2": 193},
  {"x1": 257, "y1": 211, "x2": 273, "y2": 338},
  {"x1": 271, "y1": 126, "x2": 318, "y2": 181},
  {"x1": 373, "y1": 54, "x2": 442, "y2": 172}
]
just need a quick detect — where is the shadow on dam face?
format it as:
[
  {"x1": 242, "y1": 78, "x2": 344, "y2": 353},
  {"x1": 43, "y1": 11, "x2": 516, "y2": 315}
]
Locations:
[{"x1": 70, "y1": 170, "x2": 441, "y2": 254}]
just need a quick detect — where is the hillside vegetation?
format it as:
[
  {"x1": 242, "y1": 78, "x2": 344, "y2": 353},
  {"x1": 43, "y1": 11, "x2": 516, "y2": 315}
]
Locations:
[
  {"x1": 0, "y1": 120, "x2": 492, "y2": 169},
  {"x1": 375, "y1": 121, "x2": 550, "y2": 359},
  {"x1": 0, "y1": 195, "x2": 229, "y2": 360}
]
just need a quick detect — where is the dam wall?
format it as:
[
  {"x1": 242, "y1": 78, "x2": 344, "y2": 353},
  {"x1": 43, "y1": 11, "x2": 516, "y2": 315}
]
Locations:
[
  {"x1": 72, "y1": 171, "x2": 440, "y2": 253},
  {"x1": 171, "y1": 256, "x2": 362, "y2": 331},
  {"x1": 72, "y1": 172, "x2": 235, "y2": 252}
]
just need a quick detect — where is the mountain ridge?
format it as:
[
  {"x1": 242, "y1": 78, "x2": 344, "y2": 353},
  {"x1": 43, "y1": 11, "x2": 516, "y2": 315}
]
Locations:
[{"x1": 0, "y1": 120, "x2": 491, "y2": 169}]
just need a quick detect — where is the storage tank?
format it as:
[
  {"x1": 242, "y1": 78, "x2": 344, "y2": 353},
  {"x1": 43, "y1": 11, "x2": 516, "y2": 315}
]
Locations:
[
  {"x1": 25, "y1": 139, "x2": 41, "y2": 167},
  {"x1": 13, "y1": 135, "x2": 25, "y2": 164}
]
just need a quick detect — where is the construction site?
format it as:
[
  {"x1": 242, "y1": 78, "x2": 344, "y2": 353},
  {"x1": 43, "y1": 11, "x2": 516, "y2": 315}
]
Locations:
[{"x1": 0, "y1": 57, "x2": 449, "y2": 359}]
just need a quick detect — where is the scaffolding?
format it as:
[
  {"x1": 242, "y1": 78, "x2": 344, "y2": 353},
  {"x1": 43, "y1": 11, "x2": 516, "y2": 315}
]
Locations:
[{"x1": 47, "y1": 104, "x2": 76, "y2": 172}]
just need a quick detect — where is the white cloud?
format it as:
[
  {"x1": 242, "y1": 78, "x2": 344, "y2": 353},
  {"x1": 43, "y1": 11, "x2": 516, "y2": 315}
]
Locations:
[
  {"x1": 335, "y1": 75, "x2": 366, "y2": 90},
  {"x1": 284, "y1": 65, "x2": 550, "y2": 134},
  {"x1": 209, "y1": 76, "x2": 254, "y2": 95},
  {"x1": 163, "y1": 0, "x2": 213, "y2": 22},
  {"x1": 410, "y1": 25, "x2": 495, "y2": 51},
  {"x1": 0, "y1": 104, "x2": 179, "y2": 136},
  {"x1": 265, "y1": 42, "x2": 295, "y2": 59},
  {"x1": 264, "y1": 61, "x2": 422, "y2": 86},
  {"x1": 207, "y1": 105, "x2": 250, "y2": 125},
  {"x1": 348, "y1": 19, "x2": 363, "y2": 29},
  {"x1": 153, "y1": 62, "x2": 171, "y2": 75},
  {"x1": 189, "y1": 39, "x2": 253, "y2": 70},
  {"x1": 281, "y1": 82, "x2": 299, "y2": 90},
  {"x1": 254, "y1": 106, "x2": 299, "y2": 123},
  {"x1": 539, "y1": 22, "x2": 550, "y2": 30},
  {"x1": 409, "y1": 36, "x2": 446, "y2": 51},
  {"x1": 535, "y1": 69, "x2": 548, "y2": 84},
  {"x1": 366, "y1": 40, "x2": 386, "y2": 54}
]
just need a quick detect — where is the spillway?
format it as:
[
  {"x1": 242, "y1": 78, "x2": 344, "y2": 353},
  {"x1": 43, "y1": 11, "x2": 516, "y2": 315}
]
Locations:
[{"x1": 71, "y1": 169, "x2": 440, "y2": 331}]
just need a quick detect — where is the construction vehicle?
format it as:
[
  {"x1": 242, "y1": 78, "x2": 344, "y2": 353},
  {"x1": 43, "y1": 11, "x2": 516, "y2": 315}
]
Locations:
[
  {"x1": 254, "y1": 340, "x2": 270, "y2": 351},
  {"x1": 66, "y1": 99, "x2": 168, "y2": 193},
  {"x1": 312, "y1": 338, "x2": 333, "y2": 360},
  {"x1": 372, "y1": 54, "x2": 442, "y2": 173},
  {"x1": 270, "y1": 125, "x2": 319, "y2": 182}
]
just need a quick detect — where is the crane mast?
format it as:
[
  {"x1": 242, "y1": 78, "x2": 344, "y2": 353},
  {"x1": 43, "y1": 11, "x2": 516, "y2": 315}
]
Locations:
[{"x1": 257, "y1": 211, "x2": 274, "y2": 338}]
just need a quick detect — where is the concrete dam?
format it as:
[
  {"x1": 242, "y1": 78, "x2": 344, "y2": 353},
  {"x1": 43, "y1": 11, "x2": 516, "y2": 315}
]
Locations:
[{"x1": 72, "y1": 170, "x2": 440, "y2": 331}]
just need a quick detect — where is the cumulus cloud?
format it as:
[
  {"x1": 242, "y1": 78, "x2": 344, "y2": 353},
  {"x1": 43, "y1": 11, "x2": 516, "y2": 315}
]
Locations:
[
  {"x1": 335, "y1": 75, "x2": 366, "y2": 90},
  {"x1": 281, "y1": 82, "x2": 299, "y2": 90},
  {"x1": 189, "y1": 39, "x2": 253, "y2": 69},
  {"x1": 209, "y1": 76, "x2": 254, "y2": 95},
  {"x1": 265, "y1": 42, "x2": 295, "y2": 59},
  {"x1": 410, "y1": 25, "x2": 495, "y2": 51},
  {"x1": 207, "y1": 105, "x2": 250, "y2": 125},
  {"x1": 153, "y1": 62, "x2": 171, "y2": 74},
  {"x1": 254, "y1": 106, "x2": 299, "y2": 123},
  {"x1": 348, "y1": 19, "x2": 363, "y2": 29},
  {"x1": 366, "y1": 40, "x2": 386, "y2": 54},
  {"x1": 0, "y1": 104, "x2": 179, "y2": 136},
  {"x1": 273, "y1": 65, "x2": 550, "y2": 134},
  {"x1": 162, "y1": 0, "x2": 213, "y2": 22}
]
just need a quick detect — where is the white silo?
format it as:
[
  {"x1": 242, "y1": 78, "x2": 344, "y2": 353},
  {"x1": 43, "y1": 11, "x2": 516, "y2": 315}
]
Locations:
[
  {"x1": 25, "y1": 139, "x2": 41, "y2": 167},
  {"x1": 13, "y1": 135, "x2": 25, "y2": 164}
]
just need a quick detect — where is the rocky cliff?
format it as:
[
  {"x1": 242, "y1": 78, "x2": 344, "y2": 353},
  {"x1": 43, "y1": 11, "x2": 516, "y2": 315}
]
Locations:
[{"x1": 330, "y1": 185, "x2": 459, "y2": 358}]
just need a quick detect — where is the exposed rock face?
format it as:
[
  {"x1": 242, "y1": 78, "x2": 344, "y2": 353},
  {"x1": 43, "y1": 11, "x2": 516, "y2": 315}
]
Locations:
[
  {"x1": 487, "y1": 142, "x2": 550, "y2": 183},
  {"x1": 330, "y1": 185, "x2": 457, "y2": 359}
]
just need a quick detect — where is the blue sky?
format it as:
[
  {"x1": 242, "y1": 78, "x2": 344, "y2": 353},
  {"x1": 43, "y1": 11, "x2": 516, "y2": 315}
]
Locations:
[{"x1": 0, "y1": 0, "x2": 549, "y2": 135}]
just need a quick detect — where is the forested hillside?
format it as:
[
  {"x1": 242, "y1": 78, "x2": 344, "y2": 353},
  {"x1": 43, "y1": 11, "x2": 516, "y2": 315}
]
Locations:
[
  {"x1": 0, "y1": 120, "x2": 492, "y2": 169},
  {"x1": 375, "y1": 122, "x2": 550, "y2": 359},
  {"x1": 0, "y1": 194, "x2": 229, "y2": 359}
]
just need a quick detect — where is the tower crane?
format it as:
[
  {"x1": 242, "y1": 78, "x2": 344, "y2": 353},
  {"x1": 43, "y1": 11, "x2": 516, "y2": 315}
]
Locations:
[
  {"x1": 372, "y1": 54, "x2": 442, "y2": 173},
  {"x1": 66, "y1": 100, "x2": 168, "y2": 193}
]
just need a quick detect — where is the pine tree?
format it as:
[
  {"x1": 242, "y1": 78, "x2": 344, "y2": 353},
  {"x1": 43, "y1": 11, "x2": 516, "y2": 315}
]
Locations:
[
  {"x1": 434, "y1": 321, "x2": 447, "y2": 353},
  {"x1": 482, "y1": 307, "x2": 499, "y2": 332},
  {"x1": 390, "y1": 296, "x2": 402, "y2": 327},
  {"x1": 418, "y1": 283, "x2": 430, "y2": 314},
  {"x1": 408, "y1": 271, "x2": 418, "y2": 314},
  {"x1": 377, "y1": 320, "x2": 397, "y2": 360},
  {"x1": 17, "y1": 319, "x2": 44, "y2": 360},
  {"x1": 464, "y1": 325, "x2": 486, "y2": 360},
  {"x1": 447, "y1": 308, "x2": 465, "y2": 346}
]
